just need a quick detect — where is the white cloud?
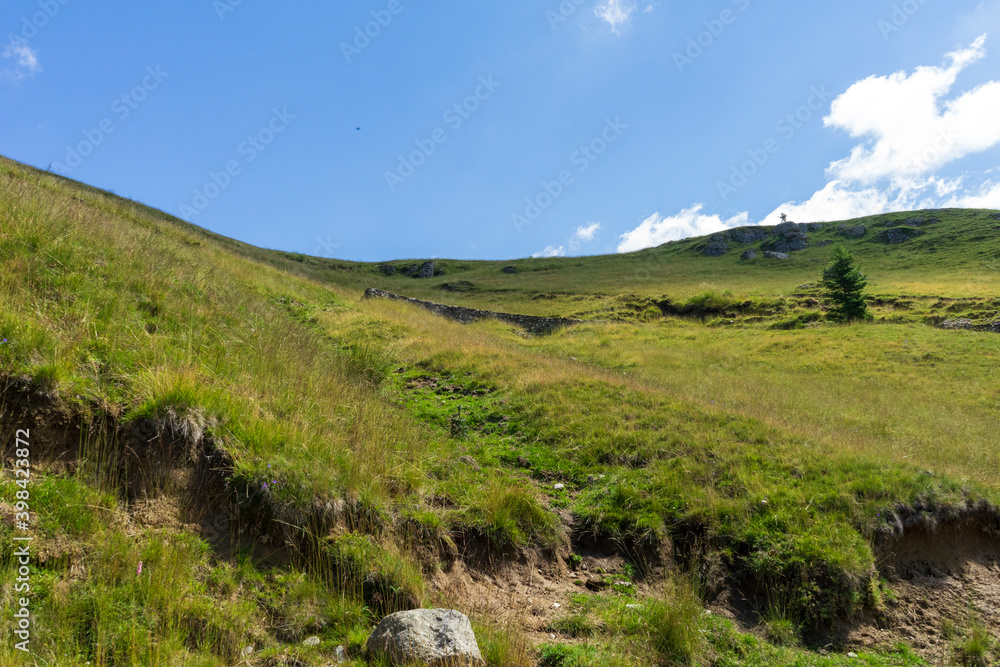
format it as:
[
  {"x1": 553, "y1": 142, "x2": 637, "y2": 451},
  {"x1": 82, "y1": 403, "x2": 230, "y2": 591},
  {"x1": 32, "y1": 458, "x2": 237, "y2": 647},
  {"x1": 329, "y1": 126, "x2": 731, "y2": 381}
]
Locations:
[
  {"x1": 754, "y1": 36, "x2": 1000, "y2": 226},
  {"x1": 532, "y1": 245, "x2": 566, "y2": 258},
  {"x1": 825, "y1": 35, "x2": 1000, "y2": 183},
  {"x1": 594, "y1": 0, "x2": 636, "y2": 34},
  {"x1": 761, "y1": 181, "x2": 901, "y2": 225},
  {"x1": 617, "y1": 205, "x2": 749, "y2": 253},
  {"x1": 1, "y1": 42, "x2": 42, "y2": 82},
  {"x1": 572, "y1": 222, "x2": 601, "y2": 243},
  {"x1": 946, "y1": 179, "x2": 1000, "y2": 208}
]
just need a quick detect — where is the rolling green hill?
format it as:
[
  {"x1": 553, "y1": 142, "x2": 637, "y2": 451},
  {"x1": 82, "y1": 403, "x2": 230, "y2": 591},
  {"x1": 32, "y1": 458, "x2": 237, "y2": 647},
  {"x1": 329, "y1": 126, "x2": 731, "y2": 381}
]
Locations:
[{"x1": 2, "y1": 154, "x2": 999, "y2": 667}]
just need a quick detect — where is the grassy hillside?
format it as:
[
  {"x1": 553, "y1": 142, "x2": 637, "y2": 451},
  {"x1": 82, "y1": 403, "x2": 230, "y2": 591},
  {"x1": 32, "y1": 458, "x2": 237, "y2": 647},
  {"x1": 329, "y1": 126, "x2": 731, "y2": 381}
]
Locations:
[
  {"x1": 1, "y1": 154, "x2": 999, "y2": 666},
  {"x1": 255, "y1": 209, "x2": 1000, "y2": 317}
]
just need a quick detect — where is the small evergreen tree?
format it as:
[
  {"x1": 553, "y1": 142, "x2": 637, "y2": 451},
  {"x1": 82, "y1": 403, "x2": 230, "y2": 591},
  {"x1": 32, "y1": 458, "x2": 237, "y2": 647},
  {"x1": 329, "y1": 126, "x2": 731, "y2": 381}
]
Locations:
[{"x1": 822, "y1": 246, "x2": 871, "y2": 322}]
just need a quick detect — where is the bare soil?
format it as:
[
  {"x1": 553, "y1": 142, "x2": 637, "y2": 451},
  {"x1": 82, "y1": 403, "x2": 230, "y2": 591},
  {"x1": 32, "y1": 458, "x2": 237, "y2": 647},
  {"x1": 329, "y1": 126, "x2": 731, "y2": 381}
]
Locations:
[
  {"x1": 846, "y1": 521, "x2": 1000, "y2": 659},
  {"x1": 428, "y1": 536, "x2": 644, "y2": 645}
]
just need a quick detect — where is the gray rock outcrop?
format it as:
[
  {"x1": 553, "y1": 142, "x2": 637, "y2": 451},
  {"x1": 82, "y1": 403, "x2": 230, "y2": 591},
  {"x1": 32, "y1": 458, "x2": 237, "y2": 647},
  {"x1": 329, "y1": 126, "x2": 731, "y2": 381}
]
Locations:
[
  {"x1": 401, "y1": 261, "x2": 436, "y2": 278},
  {"x1": 729, "y1": 227, "x2": 771, "y2": 244},
  {"x1": 764, "y1": 251, "x2": 789, "y2": 260},
  {"x1": 366, "y1": 609, "x2": 485, "y2": 667},
  {"x1": 878, "y1": 227, "x2": 924, "y2": 244},
  {"x1": 501, "y1": 266, "x2": 518, "y2": 274},
  {"x1": 703, "y1": 234, "x2": 729, "y2": 256},
  {"x1": 763, "y1": 222, "x2": 809, "y2": 253},
  {"x1": 740, "y1": 249, "x2": 758, "y2": 260}
]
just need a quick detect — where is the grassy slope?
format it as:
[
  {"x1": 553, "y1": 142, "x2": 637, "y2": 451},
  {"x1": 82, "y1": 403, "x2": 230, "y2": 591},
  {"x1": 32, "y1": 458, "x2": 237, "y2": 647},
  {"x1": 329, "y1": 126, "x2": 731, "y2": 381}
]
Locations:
[{"x1": 1, "y1": 155, "x2": 999, "y2": 665}]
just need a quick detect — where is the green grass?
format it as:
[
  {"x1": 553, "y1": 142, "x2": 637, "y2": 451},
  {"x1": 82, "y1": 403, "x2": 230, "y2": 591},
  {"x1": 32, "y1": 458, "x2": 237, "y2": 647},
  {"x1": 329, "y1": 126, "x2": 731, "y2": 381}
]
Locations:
[
  {"x1": 2, "y1": 154, "x2": 1000, "y2": 664},
  {"x1": 956, "y1": 622, "x2": 994, "y2": 667}
]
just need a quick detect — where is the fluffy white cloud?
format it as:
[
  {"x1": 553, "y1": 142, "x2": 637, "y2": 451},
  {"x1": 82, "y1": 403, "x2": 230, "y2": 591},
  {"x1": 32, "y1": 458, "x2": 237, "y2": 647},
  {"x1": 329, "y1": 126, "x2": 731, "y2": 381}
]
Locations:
[
  {"x1": 761, "y1": 181, "x2": 900, "y2": 225},
  {"x1": 1, "y1": 42, "x2": 42, "y2": 82},
  {"x1": 532, "y1": 245, "x2": 566, "y2": 258},
  {"x1": 760, "y1": 174, "x2": 986, "y2": 225},
  {"x1": 757, "y1": 36, "x2": 1000, "y2": 226},
  {"x1": 945, "y1": 179, "x2": 1000, "y2": 208},
  {"x1": 572, "y1": 222, "x2": 601, "y2": 242},
  {"x1": 825, "y1": 35, "x2": 1000, "y2": 183},
  {"x1": 594, "y1": 0, "x2": 636, "y2": 34},
  {"x1": 617, "y1": 205, "x2": 748, "y2": 253}
]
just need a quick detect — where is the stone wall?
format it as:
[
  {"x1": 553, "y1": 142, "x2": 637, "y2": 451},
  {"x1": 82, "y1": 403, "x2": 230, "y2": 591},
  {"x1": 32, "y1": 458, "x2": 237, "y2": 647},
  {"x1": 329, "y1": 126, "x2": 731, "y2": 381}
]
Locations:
[
  {"x1": 941, "y1": 318, "x2": 1000, "y2": 333},
  {"x1": 364, "y1": 288, "x2": 580, "y2": 334}
]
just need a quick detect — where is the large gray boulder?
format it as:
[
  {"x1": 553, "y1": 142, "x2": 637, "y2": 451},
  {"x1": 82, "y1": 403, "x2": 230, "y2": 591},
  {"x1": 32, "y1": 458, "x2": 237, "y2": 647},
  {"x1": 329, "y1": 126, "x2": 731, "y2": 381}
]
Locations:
[
  {"x1": 839, "y1": 224, "x2": 867, "y2": 238},
  {"x1": 740, "y1": 249, "x2": 758, "y2": 260},
  {"x1": 764, "y1": 251, "x2": 789, "y2": 260},
  {"x1": 367, "y1": 609, "x2": 485, "y2": 666},
  {"x1": 774, "y1": 221, "x2": 801, "y2": 235}
]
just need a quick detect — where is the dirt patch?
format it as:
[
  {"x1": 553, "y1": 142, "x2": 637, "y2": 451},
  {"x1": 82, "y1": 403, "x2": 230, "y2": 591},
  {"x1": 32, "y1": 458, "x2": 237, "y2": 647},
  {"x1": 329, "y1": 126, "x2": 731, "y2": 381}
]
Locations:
[
  {"x1": 428, "y1": 538, "x2": 645, "y2": 645},
  {"x1": 0, "y1": 376, "x2": 88, "y2": 464},
  {"x1": 130, "y1": 494, "x2": 203, "y2": 534},
  {"x1": 843, "y1": 521, "x2": 1000, "y2": 657}
]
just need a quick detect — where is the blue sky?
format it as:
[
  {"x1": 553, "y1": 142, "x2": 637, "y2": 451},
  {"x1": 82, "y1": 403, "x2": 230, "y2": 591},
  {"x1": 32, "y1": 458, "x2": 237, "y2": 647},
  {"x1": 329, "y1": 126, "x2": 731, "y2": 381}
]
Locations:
[{"x1": 2, "y1": 1, "x2": 999, "y2": 261}]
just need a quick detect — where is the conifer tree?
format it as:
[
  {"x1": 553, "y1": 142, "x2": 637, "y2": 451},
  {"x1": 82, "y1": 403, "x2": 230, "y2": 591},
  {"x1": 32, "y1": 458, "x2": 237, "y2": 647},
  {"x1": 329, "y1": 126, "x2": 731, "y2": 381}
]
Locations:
[{"x1": 822, "y1": 246, "x2": 871, "y2": 322}]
